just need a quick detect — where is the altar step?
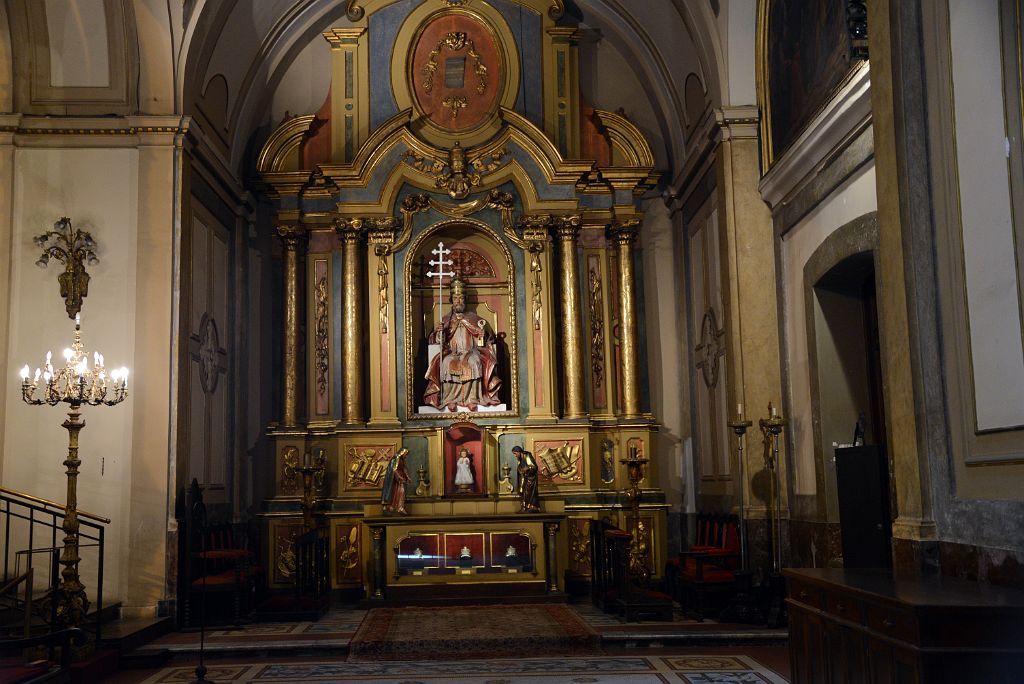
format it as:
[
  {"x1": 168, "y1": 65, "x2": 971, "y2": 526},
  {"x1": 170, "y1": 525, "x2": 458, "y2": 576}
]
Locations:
[{"x1": 118, "y1": 604, "x2": 787, "y2": 668}]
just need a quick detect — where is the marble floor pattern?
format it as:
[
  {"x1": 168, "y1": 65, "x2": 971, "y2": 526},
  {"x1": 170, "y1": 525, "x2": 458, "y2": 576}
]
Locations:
[{"x1": 134, "y1": 654, "x2": 788, "y2": 683}]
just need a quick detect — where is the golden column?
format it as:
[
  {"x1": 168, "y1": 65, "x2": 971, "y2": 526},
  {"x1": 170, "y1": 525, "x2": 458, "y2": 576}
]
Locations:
[
  {"x1": 277, "y1": 226, "x2": 306, "y2": 426},
  {"x1": 337, "y1": 219, "x2": 365, "y2": 423},
  {"x1": 610, "y1": 220, "x2": 642, "y2": 418},
  {"x1": 556, "y1": 216, "x2": 586, "y2": 418}
]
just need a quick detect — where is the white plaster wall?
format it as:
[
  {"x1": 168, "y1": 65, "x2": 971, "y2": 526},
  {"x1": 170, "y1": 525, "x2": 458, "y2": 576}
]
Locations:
[
  {"x1": 270, "y1": 36, "x2": 331, "y2": 126},
  {"x1": 0, "y1": 3, "x2": 13, "y2": 112},
  {"x1": 578, "y1": 28, "x2": 667, "y2": 170},
  {"x1": 641, "y1": 200, "x2": 687, "y2": 513},
  {"x1": 781, "y1": 161, "x2": 877, "y2": 495},
  {"x1": 134, "y1": 0, "x2": 178, "y2": 114},
  {"x1": 948, "y1": 0, "x2": 1024, "y2": 430},
  {"x1": 0, "y1": 140, "x2": 176, "y2": 615},
  {"x1": 723, "y1": 0, "x2": 757, "y2": 107},
  {"x1": 44, "y1": 0, "x2": 110, "y2": 88},
  {"x1": 3, "y1": 148, "x2": 137, "y2": 601}
]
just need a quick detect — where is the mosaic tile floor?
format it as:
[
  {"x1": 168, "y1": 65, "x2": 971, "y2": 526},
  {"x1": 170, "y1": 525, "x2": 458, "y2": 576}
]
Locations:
[{"x1": 135, "y1": 654, "x2": 788, "y2": 683}]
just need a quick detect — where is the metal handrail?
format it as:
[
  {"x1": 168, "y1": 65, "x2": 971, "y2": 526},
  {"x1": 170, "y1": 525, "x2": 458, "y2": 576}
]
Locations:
[
  {"x1": 0, "y1": 487, "x2": 110, "y2": 524},
  {"x1": 0, "y1": 490, "x2": 106, "y2": 643},
  {"x1": 0, "y1": 567, "x2": 34, "y2": 638}
]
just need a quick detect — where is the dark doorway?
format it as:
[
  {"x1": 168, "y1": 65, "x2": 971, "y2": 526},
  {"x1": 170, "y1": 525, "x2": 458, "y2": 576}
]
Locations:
[{"x1": 812, "y1": 252, "x2": 892, "y2": 569}]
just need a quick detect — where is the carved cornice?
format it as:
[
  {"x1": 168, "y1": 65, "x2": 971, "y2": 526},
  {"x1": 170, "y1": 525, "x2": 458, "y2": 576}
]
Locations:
[{"x1": 345, "y1": 0, "x2": 563, "y2": 21}]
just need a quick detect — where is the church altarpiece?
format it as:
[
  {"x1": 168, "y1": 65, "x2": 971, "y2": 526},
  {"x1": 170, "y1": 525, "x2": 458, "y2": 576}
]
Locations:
[{"x1": 255, "y1": 0, "x2": 666, "y2": 598}]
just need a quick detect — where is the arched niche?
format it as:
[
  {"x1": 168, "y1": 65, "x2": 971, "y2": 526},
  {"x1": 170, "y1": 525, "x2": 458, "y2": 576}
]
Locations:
[{"x1": 403, "y1": 218, "x2": 519, "y2": 420}]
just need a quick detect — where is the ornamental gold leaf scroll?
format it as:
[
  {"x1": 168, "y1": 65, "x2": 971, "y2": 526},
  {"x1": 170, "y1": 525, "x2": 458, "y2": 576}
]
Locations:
[{"x1": 423, "y1": 32, "x2": 487, "y2": 95}]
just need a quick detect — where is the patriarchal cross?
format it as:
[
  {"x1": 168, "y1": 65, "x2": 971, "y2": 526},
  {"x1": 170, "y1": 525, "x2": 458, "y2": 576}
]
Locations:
[{"x1": 426, "y1": 241, "x2": 455, "y2": 364}]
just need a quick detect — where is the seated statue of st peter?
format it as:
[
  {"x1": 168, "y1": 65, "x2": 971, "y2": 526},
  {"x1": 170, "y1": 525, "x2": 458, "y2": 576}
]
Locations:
[{"x1": 423, "y1": 277, "x2": 502, "y2": 411}]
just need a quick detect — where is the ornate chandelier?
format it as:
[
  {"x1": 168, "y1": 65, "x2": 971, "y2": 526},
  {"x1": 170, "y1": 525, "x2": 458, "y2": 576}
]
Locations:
[{"x1": 19, "y1": 314, "x2": 128, "y2": 407}]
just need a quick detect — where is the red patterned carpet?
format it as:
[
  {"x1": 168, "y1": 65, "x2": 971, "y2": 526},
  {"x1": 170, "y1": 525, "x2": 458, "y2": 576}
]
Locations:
[{"x1": 348, "y1": 604, "x2": 600, "y2": 661}]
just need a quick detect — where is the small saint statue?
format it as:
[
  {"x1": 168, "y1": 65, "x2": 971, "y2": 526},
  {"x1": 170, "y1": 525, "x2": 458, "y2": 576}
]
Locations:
[
  {"x1": 455, "y1": 447, "x2": 474, "y2": 492},
  {"x1": 412, "y1": 547, "x2": 424, "y2": 558},
  {"x1": 460, "y1": 545, "x2": 472, "y2": 559},
  {"x1": 381, "y1": 448, "x2": 411, "y2": 515},
  {"x1": 505, "y1": 545, "x2": 517, "y2": 559},
  {"x1": 512, "y1": 446, "x2": 540, "y2": 512}
]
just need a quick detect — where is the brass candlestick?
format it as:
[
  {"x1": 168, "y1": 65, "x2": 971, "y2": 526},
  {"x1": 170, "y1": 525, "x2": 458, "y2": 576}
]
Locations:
[
  {"x1": 415, "y1": 465, "x2": 429, "y2": 497},
  {"x1": 18, "y1": 315, "x2": 128, "y2": 630},
  {"x1": 758, "y1": 403, "x2": 787, "y2": 575},
  {"x1": 727, "y1": 409, "x2": 754, "y2": 572},
  {"x1": 298, "y1": 448, "x2": 327, "y2": 529},
  {"x1": 620, "y1": 446, "x2": 650, "y2": 585}
]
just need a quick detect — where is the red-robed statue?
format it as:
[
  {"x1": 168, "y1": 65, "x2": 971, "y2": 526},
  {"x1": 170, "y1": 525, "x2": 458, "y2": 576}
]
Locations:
[{"x1": 423, "y1": 277, "x2": 502, "y2": 411}]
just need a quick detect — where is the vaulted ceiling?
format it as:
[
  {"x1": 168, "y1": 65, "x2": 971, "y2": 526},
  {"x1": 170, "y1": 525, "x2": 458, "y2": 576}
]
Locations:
[{"x1": 177, "y1": 0, "x2": 742, "y2": 180}]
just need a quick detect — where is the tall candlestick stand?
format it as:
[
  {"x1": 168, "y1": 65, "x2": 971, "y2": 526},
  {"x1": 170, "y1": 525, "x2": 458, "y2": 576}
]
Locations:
[
  {"x1": 719, "y1": 409, "x2": 765, "y2": 625},
  {"x1": 758, "y1": 402, "x2": 787, "y2": 628},
  {"x1": 18, "y1": 315, "x2": 128, "y2": 631}
]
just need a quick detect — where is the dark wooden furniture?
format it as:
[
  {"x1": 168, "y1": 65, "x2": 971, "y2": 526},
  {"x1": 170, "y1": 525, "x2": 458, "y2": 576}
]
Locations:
[
  {"x1": 786, "y1": 568, "x2": 1024, "y2": 684},
  {"x1": 835, "y1": 445, "x2": 892, "y2": 568},
  {"x1": 591, "y1": 517, "x2": 672, "y2": 620},
  {"x1": 179, "y1": 479, "x2": 259, "y2": 627},
  {"x1": 666, "y1": 513, "x2": 741, "y2": 620}
]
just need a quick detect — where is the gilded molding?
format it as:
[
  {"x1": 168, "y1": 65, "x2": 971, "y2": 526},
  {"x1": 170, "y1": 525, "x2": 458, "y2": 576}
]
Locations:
[
  {"x1": 399, "y1": 189, "x2": 520, "y2": 248},
  {"x1": 528, "y1": 242, "x2": 544, "y2": 331},
  {"x1": 588, "y1": 266, "x2": 605, "y2": 388},
  {"x1": 314, "y1": 272, "x2": 330, "y2": 401},
  {"x1": 403, "y1": 217, "x2": 519, "y2": 420},
  {"x1": 403, "y1": 142, "x2": 508, "y2": 200},
  {"x1": 257, "y1": 115, "x2": 316, "y2": 173},
  {"x1": 423, "y1": 32, "x2": 487, "y2": 95},
  {"x1": 280, "y1": 446, "x2": 300, "y2": 495}
]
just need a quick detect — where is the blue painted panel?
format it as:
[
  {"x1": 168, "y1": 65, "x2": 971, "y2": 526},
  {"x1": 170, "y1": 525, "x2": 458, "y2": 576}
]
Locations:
[
  {"x1": 488, "y1": 0, "x2": 544, "y2": 126},
  {"x1": 402, "y1": 435, "x2": 430, "y2": 486},
  {"x1": 369, "y1": 0, "x2": 425, "y2": 130}
]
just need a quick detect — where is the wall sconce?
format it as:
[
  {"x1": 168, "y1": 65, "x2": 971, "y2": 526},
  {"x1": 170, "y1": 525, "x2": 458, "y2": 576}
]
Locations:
[{"x1": 34, "y1": 217, "x2": 99, "y2": 320}]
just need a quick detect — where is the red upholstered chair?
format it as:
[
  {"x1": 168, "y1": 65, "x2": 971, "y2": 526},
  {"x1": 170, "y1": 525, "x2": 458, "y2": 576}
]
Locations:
[{"x1": 675, "y1": 515, "x2": 741, "y2": 620}]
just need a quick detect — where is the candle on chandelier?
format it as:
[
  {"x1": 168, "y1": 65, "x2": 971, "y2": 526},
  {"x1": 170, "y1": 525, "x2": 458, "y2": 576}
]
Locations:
[{"x1": 19, "y1": 365, "x2": 29, "y2": 380}]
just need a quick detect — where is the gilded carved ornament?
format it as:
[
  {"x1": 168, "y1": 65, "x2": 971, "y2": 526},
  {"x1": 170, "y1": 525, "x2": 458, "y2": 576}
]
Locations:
[
  {"x1": 33, "y1": 217, "x2": 99, "y2": 320},
  {"x1": 404, "y1": 142, "x2": 508, "y2": 200},
  {"x1": 423, "y1": 32, "x2": 487, "y2": 96},
  {"x1": 399, "y1": 189, "x2": 519, "y2": 248},
  {"x1": 314, "y1": 276, "x2": 330, "y2": 397},
  {"x1": 346, "y1": 0, "x2": 564, "y2": 21},
  {"x1": 588, "y1": 267, "x2": 605, "y2": 388}
]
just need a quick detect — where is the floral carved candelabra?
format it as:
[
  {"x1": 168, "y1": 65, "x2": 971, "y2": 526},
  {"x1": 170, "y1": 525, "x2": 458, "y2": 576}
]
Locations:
[
  {"x1": 19, "y1": 315, "x2": 128, "y2": 629},
  {"x1": 620, "y1": 446, "x2": 650, "y2": 585},
  {"x1": 33, "y1": 218, "x2": 100, "y2": 320}
]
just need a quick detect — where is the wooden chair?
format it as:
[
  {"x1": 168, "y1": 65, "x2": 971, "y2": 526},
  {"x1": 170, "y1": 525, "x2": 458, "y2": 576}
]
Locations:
[
  {"x1": 674, "y1": 514, "x2": 741, "y2": 620},
  {"x1": 180, "y1": 479, "x2": 260, "y2": 628}
]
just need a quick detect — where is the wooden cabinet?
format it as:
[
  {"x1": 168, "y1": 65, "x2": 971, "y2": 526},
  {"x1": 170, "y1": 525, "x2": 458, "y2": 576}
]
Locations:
[{"x1": 786, "y1": 568, "x2": 1024, "y2": 684}]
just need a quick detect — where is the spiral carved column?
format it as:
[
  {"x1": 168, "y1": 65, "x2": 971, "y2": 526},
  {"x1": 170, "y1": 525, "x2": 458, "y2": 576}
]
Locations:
[
  {"x1": 610, "y1": 220, "x2": 641, "y2": 418},
  {"x1": 556, "y1": 217, "x2": 586, "y2": 419},
  {"x1": 277, "y1": 226, "x2": 306, "y2": 427}
]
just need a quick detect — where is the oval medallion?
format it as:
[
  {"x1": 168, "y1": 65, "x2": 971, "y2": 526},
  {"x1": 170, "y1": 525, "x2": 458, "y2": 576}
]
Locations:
[{"x1": 411, "y1": 12, "x2": 502, "y2": 133}]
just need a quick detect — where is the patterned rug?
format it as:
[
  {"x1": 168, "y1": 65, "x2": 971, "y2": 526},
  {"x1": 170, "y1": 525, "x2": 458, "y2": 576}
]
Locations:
[
  {"x1": 138, "y1": 654, "x2": 788, "y2": 683},
  {"x1": 347, "y1": 604, "x2": 600, "y2": 661}
]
